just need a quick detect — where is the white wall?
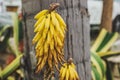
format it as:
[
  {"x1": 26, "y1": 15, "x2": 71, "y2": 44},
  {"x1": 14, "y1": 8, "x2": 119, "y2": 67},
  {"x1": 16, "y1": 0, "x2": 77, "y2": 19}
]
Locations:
[
  {"x1": 0, "y1": 0, "x2": 4, "y2": 12},
  {"x1": 0, "y1": 0, "x2": 21, "y2": 13},
  {"x1": 88, "y1": 0, "x2": 120, "y2": 25}
]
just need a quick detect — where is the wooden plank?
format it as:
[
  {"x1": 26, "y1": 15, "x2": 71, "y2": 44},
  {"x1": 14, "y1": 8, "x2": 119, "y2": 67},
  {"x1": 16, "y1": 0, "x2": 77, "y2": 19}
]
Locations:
[
  {"x1": 55, "y1": 1, "x2": 90, "y2": 79},
  {"x1": 71, "y1": 8, "x2": 83, "y2": 62},
  {"x1": 22, "y1": 0, "x2": 41, "y2": 16},
  {"x1": 25, "y1": 17, "x2": 35, "y2": 50},
  {"x1": 84, "y1": 61, "x2": 91, "y2": 80},
  {"x1": 81, "y1": 7, "x2": 91, "y2": 80},
  {"x1": 80, "y1": 0, "x2": 91, "y2": 79},
  {"x1": 77, "y1": 63, "x2": 85, "y2": 80},
  {"x1": 80, "y1": 0, "x2": 88, "y2": 8}
]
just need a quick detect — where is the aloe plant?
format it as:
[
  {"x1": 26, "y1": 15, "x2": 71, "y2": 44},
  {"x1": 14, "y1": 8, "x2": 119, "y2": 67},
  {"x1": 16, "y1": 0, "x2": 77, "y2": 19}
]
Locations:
[
  {"x1": 91, "y1": 28, "x2": 120, "y2": 80},
  {"x1": 0, "y1": 25, "x2": 11, "y2": 52},
  {"x1": 0, "y1": 12, "x2": 23, "y2": 79},
  {"x1": 10, "y1": 13, "x2": 21, "y2": 57},
  {"x1": 0, "y1": 54, "x2": 23, "y2": 79},
  {"x1": 0, "y1": 25, "x2": 11, "y2": 37}
]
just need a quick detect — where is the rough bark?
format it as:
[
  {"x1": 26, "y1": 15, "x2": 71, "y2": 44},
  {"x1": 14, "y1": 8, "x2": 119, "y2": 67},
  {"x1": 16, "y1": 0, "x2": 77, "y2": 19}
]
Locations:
[
  {"x1": 22, "y1": 0, "x2": 90, "y2": 80},
  {"x1": 100, "y1": 0, "x2": 113, "y2": 32}
]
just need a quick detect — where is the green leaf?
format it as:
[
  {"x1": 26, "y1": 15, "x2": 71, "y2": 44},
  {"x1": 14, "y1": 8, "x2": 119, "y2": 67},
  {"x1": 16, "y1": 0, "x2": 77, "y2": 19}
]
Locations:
[
  {"x1": 10, "y1": 13, "x2": 20, "y2": 56},
  {"x1": 0, "y1": 54, "x2": 23, "y2": 79},
  {"x1": 0, "y1": 25, "x2": 11, "y2": 37}
]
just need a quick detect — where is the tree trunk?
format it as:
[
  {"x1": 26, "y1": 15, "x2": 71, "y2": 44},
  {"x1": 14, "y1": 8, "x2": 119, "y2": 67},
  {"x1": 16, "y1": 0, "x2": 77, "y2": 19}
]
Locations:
[
  {"x1": 100, "y1": 0, "x2": 113, "y2": 32},
  {"x1": 22, "y1": 0, "x2": 90, "y2": 80}
]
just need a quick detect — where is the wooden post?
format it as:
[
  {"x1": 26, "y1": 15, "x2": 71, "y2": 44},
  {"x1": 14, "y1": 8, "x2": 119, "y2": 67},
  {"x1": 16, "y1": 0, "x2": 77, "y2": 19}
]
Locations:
[
  {"x1": 22, "y1": 0, "x2": 90, "y2": 80},
  {"x1": 100, "y1": 0, "x2": 113, "y2": 32}
]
